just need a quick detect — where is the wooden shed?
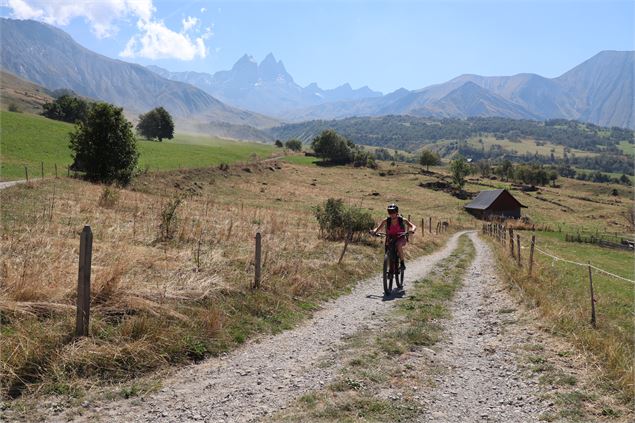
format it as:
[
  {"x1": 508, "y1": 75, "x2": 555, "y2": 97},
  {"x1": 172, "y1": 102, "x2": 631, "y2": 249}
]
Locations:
[{"x1": 464, "y1": 189, "x2": 527, "y2": 219}]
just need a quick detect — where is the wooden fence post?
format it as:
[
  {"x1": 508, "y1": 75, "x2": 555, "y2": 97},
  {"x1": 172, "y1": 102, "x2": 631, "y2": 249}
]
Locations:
[
  {"x1": 254, "y1": 232, "x2": 262, "y2": 289},
  {"x1": 588, "y1": 262, "x2": 596, "y2": 328},
  {"x1": 421, "y1": 218, "x2": 424, "y2": 237},
  {"x1": 516, "y1": 234, "x2": 522, "y2": 266},
  {"x1": 76, "y1": 225, "x2": 93, "y2": 337},
  {"x1": 528, "y1": 235, "x2": 535, "y2": 275},
  {"x1": 41, "y1": 161, "x2": 44, "y2": 179},
  {"x1": 67, "y1": 166, "x2": 70, "y2": 177},
  {"x1": 338, "y1": 230, "x2": 353, "y2": 264},
  {"x1": 55, "y1": 163, "x2": 58, "y2": 178},
  {"x1": 429, "y1": 217, "x2": 432, "y2": 234},
  {"x1": 24, "y1": 166, "x2": 29, "y2": 182},
  {"x1": 509, "y1": 228, "x2": 514, "y2": 257}
]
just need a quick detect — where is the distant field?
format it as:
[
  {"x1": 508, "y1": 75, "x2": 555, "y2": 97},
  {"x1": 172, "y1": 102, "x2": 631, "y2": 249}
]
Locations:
[
  {"x1": 466, "y1": 135, "x2": 597, "y2": 158},
  {"x1": 618, "y1": 140, "x2": 634, "y2": 156},
  {"x1": 0, "y1": 111, "x2": 278, "y2": 180}
]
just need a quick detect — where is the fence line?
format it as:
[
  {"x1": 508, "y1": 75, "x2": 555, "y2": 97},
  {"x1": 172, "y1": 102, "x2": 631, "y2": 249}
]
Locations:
[
  {"x1": 482, "y1": 223, "x2": 635, "y2": 284},
  {"x1": 532, "y1": 245, "x2": 635, "y2": 284}
]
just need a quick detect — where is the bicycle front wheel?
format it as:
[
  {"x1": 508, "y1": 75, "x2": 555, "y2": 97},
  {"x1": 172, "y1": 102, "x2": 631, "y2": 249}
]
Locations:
[{"x1": 383, "y1": 253, "x2": 393, "y2": 295}]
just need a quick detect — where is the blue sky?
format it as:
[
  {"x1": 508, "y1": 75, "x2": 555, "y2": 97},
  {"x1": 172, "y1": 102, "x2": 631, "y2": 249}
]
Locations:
[{"x1": 1, "y1": 0, "x2": 633, "y2": 93}]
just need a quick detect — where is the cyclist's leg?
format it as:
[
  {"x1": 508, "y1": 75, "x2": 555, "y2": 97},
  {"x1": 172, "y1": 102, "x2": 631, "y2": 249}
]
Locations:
[{"x1": 397, "y1": 239, "x2": 406, "y2": 269}]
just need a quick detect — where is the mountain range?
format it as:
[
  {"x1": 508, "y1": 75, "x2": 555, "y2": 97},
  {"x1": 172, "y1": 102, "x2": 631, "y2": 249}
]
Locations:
[
  {"x1": 0, "y1": 17, "x2": 633, "y2": 136},
  {"x1": 146, "y1": 54, "x2": 382, "y2": 117},
  {"x1": 0, "y1": 18, "x2": 277, "y2": 138},
  {"x1": 284, "y1": 50, "x2": 634, "y2": 129}
]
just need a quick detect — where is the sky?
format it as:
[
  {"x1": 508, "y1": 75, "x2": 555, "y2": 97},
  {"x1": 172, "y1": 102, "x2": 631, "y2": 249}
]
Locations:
[{"x1": 1, "y1": 0, "x2": 633, "y2": 93}]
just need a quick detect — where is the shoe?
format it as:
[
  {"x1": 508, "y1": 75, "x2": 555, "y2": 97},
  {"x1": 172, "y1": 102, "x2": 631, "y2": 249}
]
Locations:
[{"x1": 400, "y1": 261, "x2": 406, "y2": 270}]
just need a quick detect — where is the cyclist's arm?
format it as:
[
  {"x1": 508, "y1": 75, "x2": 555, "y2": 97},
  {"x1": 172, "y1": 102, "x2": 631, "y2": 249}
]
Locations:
[
  {"x1": 372, "y1": 219, "x2": 386, "y2": 233},
  {"x1": 404, "y1": 219, "x2": 416, "y2": 233}
]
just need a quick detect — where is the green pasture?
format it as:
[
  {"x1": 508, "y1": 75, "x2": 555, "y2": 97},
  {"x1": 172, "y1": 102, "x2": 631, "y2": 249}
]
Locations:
[
  {"x1": 618, "y1": 140, "x2": 634, "y2": 156},
  {"x1": 0, "y1": 111, "x2": 278, "y2": 180},
  {"x1": 466, "y1": 135, "x2": 597, "y2": 158}
]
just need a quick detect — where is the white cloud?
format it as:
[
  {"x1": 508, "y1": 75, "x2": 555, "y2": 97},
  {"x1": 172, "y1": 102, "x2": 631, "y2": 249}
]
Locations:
[
  {"x1": 5, "y1": 0, "x2": 212, "y2": 61},
  {"x1": 181, "y1": 16, "x2": 198, "y2": 32},
  {"x1": 7, "y1": 0, "x2": 43, "y2": 20},
  {"x1": 200, "y1": 7, "x2": 206, "y2": 13},
  {"x1": 120, "y1": 19, "x2": 209, "y2": 60},
  {"x1": 6, "y1": 0, "x2": 155, "y2": 38}
]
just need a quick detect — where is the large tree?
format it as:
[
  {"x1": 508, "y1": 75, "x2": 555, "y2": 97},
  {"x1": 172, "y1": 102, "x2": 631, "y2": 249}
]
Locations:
[
  {"x1": 284, "y1": 139, "x2": 303, "y2": 151},
  {"x1": 70, "y1": 103, "x2": 139, "y2": 184},
  {"x1": 311, "y1": 130, "x2": 353, "y2": 164},
  {"x1": 136, "y1": 107, "x2": 175, "y2": 141},
  {"x1": 419, "y1": 149, "x2": 441, "y2": 171}
]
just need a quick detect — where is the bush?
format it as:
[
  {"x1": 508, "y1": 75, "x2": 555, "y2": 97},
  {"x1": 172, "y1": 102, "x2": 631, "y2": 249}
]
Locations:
[
  {"x1": 69, "y1": 102, "x2": 139, "y2": 185},
  {"x1": 8, "y1": 103, "x2": 21, "y2": 113},
  {"x1": 314, "y1": 198, "x2": 374, "y2": 240},
  {"x1": 98, "y1": 186, "x2": 120, "y2": 208},
  {"x1": 284, "y1": 139, "x2": 303, "y2": 151},
  {"x1": 42, "y1": 95, "x2": 90, "y2": 123}
]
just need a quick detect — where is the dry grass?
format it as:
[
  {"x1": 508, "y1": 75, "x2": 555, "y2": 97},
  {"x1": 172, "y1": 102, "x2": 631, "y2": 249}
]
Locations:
[
  {"x1": 484, "y1": 233, "x2": 634, "y2": 405},
  {"x1": 0, "y1": 159, "x2": 468, "y2": 401}
]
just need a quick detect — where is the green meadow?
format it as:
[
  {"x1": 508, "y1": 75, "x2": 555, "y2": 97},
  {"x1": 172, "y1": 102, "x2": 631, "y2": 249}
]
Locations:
[{"x1": 0, "y1": 111, "x2": 278, "y2": 180}]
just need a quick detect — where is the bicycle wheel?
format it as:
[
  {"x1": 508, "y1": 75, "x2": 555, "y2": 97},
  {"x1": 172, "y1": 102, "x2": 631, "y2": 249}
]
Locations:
[
  {"x1": 396, "y1": 262, "x2": 404, "y2": 289},
  {"x1": 383, "y1": 253, "x2": 393, "y2": 295}
]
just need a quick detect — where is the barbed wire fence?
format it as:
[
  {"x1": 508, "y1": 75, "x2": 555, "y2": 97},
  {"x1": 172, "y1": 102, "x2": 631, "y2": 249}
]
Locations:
[{"x1": 481, "y1": 222, "x2": 634, "y2": 328}]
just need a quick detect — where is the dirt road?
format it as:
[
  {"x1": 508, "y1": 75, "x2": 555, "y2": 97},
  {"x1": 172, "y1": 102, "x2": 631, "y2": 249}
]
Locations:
[{"x1": 68, "y1": 232, "x2": 466, "y2": 422}]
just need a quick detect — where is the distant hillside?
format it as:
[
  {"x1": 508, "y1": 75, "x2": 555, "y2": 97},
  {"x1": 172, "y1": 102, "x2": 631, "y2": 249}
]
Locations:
[
  {"x1": 270, "y1": 115, "x2": 633, "y2": 152},
  {"x1": 283, "y1": 51, "x2": 635, "y2": 129},
  {"x1": 147, "y1": 53, "x2": 382, "y2": 117},
  {"x1": 0, "y1": 70, "x2": 53, "y2": 114},
  {"x1": 0, "y1": 18, "x2": 278, "y2": 140}
]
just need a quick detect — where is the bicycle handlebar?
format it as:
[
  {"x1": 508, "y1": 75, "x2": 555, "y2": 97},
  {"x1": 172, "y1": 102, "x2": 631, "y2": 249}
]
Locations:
[{"x1": 369, "y1": 231, "x2": 412, "y2": 238}]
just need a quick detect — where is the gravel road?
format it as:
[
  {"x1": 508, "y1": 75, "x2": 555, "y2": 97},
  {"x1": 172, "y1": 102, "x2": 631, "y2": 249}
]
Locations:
[
  {"x1": 67, "y1": 232, "x2": 468, "y2": 423},
  {"x1": 418, "y1": 232, "x2": 552, "y2": 422},
  {"x1": 0, "y1": 180, "x2": 28, "y2": 190}
]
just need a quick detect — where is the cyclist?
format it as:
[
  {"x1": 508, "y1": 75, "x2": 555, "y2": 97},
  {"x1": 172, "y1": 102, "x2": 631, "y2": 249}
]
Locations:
[{"x1": 371, "y1": 203, "x2": 416, "y2": 269}]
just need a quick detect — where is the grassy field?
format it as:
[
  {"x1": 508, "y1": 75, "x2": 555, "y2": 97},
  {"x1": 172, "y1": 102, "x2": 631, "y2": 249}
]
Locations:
[
  {"x1": 0, "y1": 111, "x2": 279, "y2": 180},
  {"x1": 618, "y1": 140, "x2": 634, "y2": 156},
  {"x1": 486, "y1": 229, "x2": 634, "y2": 401},
  {"x1": 420, "y1": 135, "x2": 598, "y2": 159},
  {"x1": 0, "y1": 158, "x2": 470, "y2": 410}
]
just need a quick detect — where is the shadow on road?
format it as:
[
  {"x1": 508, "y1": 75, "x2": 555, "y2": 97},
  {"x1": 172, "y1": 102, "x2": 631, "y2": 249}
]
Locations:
[{"x1": 366, "y1": 289, "x2": 406, "y2": 302}]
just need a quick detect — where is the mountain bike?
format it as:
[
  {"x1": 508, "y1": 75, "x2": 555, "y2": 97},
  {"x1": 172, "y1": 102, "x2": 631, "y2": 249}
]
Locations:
[{"x1": 371, "y1": 231, "x2": 410, "y2": 296}]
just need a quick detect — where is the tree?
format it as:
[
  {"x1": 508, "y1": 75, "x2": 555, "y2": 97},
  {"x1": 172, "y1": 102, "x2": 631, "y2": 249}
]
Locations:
[
  {"x1": 311, "y1": 130, "x2": 353, "y2": 164},
  {"x1": 419, "y1": 149, "x2": 441, "y2": 171},
  {"x1": 274, "y1": 139, "x2": 283, "y2": 148},
  {"x1": 475, "y1": 159, "x2": 491, "y2": 178},
  {"x1": 69, "y1": 103, "x2": 139, "y2": 184},
  {"x1": 136, "y1": 107, "x2": 174, "y2": 141},
  {"x1": 449, "y1": 155, "x2": 471, "y2": 190},
  {"x1": 285, "y1": 139, "x2": 303, "y2": 151},
  {"x1": 42, "y1": 95, "x2": 90, "y2": 123}
]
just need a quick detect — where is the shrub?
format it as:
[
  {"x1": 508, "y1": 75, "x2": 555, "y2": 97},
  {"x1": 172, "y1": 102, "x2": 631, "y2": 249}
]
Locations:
[
  {"x1": 159, "y1": 196, "x2": 182, "y2": 241},
  {"x1": 98, "y1": 186, "x2": 120, "y2": 208},
  {"x1": 314, "y1": 198, "x2": 374, "y2": 240},
  {"x1": 8, "y1": 103, "x2": 21, "y2": 113},
  {"x1": 284, "y1": 139, "x2": 302, "y2": 151}
]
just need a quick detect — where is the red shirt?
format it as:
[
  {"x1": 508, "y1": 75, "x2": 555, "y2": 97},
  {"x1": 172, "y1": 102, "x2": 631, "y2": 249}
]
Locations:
[{"x1": 387, "y1": 217, "x2": 402, "y2": 238}]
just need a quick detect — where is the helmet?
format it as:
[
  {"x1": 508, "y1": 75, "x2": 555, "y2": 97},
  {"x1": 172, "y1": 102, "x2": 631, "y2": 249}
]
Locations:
[{"x1": 387, "y1": 203, "x2": 399, "y2": 213}]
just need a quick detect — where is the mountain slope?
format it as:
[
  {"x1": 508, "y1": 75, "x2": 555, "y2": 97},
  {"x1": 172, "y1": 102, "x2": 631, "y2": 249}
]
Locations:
[{"x1": 0, "y1": 18, "x2": 277, "y2": 131}]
